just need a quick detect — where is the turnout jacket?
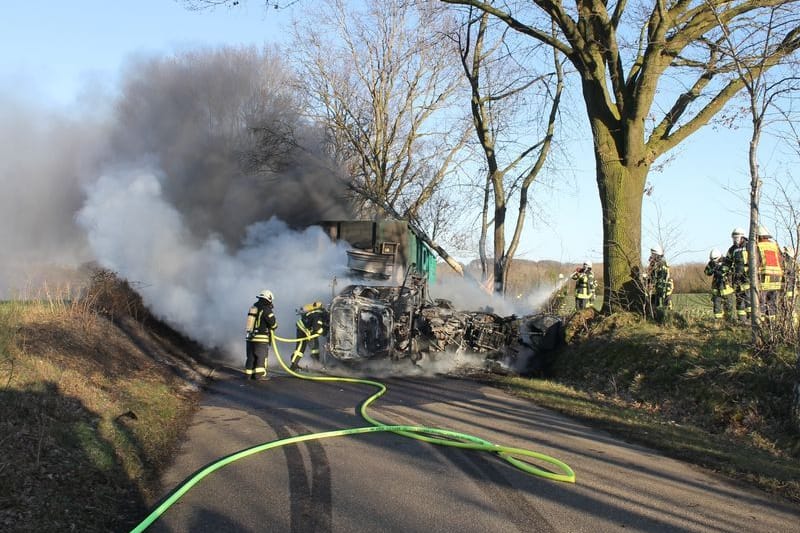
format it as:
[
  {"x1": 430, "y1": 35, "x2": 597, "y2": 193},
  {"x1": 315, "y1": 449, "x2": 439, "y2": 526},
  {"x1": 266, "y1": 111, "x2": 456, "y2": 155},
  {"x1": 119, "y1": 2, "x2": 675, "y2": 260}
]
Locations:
[
  {"x1": 704, "y1": 259, "x2": 734, "y2": 296},
  {"x1": 246, "y1": 299, "x2": 277, "y2": 342},
  {"x1": 571, "y1": 268, "x2": 596, "y2": 300},
  {"x1": 726, "y1": 239, "x2": 749, "y2": 290},
  {"x1": 297, "y1": 307, "x2": 329, "y2": 337}
]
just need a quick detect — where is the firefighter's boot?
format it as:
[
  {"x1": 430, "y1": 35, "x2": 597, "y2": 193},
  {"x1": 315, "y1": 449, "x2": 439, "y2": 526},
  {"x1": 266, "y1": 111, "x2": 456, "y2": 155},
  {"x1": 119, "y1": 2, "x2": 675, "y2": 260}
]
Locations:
[{"x1": 290, "y1": 351, "x2": 303, "y2": 371}]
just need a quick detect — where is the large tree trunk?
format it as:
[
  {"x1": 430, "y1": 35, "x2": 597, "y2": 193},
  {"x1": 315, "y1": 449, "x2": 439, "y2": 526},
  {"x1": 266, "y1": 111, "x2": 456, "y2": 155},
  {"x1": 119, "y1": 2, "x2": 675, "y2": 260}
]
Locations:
[{"x1": 592, "y1": 122, "x2": 648, "y2": 313}]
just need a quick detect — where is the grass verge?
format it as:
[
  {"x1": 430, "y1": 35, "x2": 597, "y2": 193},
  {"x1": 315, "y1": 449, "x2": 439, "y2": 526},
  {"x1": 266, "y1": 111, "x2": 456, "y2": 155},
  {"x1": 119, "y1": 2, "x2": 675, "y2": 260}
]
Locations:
[
  {"x1": 0, "y1": 272, "x2": 207, "y2": 532},
  {"x1": 492, "y1": 308, "x2": 800, "y2": 504}
]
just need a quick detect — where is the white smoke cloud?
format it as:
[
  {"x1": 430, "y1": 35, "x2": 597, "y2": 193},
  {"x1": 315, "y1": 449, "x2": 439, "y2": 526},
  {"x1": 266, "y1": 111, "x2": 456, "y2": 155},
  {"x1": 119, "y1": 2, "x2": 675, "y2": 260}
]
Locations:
[
  {"x1": 429, "y1": 272, "x2": 564, "y2": 317},
  {"x1": 0, "y1": 88, "x2": 109, "y2": 296},
  {"x1": 77, "y1": 167, "x2": 353, "y2": 364}
]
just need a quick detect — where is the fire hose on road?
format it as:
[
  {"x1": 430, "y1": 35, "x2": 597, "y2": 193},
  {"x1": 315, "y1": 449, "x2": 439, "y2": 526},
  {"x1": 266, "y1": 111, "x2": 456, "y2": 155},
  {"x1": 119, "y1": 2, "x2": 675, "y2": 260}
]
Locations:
[{"x1": 130, "y1": 332, "x2": 576, "y2": 532}]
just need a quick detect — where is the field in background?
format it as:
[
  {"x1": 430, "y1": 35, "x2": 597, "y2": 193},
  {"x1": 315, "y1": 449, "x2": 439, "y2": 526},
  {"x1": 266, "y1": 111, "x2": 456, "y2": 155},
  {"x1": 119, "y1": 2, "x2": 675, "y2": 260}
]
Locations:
[
  {"x1": 439, "y1": 260, "x2": 715, "y2": 316},
  {"x1": 440, "y1": 259, "x2": 709, "y2": 298}
]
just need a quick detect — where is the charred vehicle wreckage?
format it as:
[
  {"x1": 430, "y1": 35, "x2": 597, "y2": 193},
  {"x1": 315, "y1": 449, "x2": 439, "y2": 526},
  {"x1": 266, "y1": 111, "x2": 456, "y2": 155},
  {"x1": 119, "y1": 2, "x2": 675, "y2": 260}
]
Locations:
[
  {"x1": 315, "y1": 219, "x2": 565, "y2": 375},
  {"x1": 324, "y1": 276, "x2": 564, "y2": 376}
]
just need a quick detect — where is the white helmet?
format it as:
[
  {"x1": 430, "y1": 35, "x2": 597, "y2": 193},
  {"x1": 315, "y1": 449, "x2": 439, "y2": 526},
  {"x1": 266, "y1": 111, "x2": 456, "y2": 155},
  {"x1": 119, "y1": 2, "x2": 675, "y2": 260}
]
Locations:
[
  {"x1": 709, "y1": 248, "x2": 722, "y2": 260},
  {"x1": 650, "y1": 245, "x2": 664, "y2": 257},
  {"x1": 731, "y1": 227, "x2": 745, "y2": 239},
  {"x1": 583, "y1": 261, "x2": 592, "y2": 269},
  {"x1": 757, "y1": 225, "x2": 771, "y2": 238},
  {"x1": 257, "y1": 289, "x2": 273, "y2": 303}
]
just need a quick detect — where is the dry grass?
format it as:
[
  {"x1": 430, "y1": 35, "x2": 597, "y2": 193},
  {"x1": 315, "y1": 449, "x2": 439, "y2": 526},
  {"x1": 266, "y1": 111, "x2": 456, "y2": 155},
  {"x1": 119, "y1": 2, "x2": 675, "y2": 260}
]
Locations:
[
  {"x1": 499, "y1": 309, "x2": 800, "y2": 504},
  {"x1": 0, "y1": 269, "x2": 209, "y2": 532}
]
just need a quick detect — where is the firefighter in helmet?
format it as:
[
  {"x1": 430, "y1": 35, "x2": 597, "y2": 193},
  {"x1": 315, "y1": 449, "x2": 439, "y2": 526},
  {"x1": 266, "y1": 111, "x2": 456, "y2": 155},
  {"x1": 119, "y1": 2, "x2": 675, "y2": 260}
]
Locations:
[
  {"x1": 245, "y1": 289, "x2": 277, "y2": 380},
  {"x1": 571, "y1": 261, "x2": 596, "y2": 310},
  {"x1": 725, "y1": 227, "x2": 751, "y2": 323},
  {"x1": 755, "y1": 225, "x2": 784, "y2": 319},
  {"x1": 291, "y1": 301, "x2": 330, "y2": 370},
  {"x1": 645, "y1": 245, "x2": 673, "y2": 317},
  {"x1": 704, "y1": 248, "x2": 734, "y2": 321}
]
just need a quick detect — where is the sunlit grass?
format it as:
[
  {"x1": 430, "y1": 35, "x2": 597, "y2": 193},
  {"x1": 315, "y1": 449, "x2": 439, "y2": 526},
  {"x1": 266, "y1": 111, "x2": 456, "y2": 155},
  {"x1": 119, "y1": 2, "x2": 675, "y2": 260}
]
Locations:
[
  {"x1": 0, "y1": 290, "x2": 201, "y2": 531},
  {"x1": 493, "y1": 306, "x2": 800, "y2": 503}
]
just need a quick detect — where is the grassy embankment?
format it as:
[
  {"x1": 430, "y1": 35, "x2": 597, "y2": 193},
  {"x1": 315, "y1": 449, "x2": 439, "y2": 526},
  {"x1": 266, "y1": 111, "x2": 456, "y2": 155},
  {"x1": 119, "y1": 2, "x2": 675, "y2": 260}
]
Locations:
[
  {"x1": 0, "y1": 271, "x2": 209, "y2": 532},
  {"x1": 470, "y1": 259, "x2": 799, "y2": 503},
  {"x1": 494, "y1": 293, "x2": 800, "y2": 504}
]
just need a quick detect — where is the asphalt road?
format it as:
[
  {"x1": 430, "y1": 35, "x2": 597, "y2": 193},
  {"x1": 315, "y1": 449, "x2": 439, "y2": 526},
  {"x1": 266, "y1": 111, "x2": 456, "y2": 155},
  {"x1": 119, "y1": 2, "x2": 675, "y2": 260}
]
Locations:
[{"x1": 141, "y1": 365, "x2": 800, "y2": 533}]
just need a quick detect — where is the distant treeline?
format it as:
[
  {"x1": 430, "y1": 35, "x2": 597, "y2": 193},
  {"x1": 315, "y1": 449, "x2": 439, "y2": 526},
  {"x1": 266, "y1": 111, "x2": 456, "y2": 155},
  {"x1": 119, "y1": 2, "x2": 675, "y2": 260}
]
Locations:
[{"x1": 439, "y1": 260, "x2": 709, "y2": 296}]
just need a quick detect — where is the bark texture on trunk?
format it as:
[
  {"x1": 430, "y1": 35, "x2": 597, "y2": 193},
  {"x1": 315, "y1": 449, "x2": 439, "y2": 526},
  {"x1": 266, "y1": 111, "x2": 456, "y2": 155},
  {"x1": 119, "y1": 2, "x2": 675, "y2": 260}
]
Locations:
[{"x1": 591, "y1": 118, "x2": 648, "y2": 312}]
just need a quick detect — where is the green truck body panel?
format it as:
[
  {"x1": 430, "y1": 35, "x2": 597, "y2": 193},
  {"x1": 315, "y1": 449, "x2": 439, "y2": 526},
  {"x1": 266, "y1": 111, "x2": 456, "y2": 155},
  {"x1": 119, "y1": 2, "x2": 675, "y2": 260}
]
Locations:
[{"x1": 317, "y1": 220, "x2": 437, "y2": 284}]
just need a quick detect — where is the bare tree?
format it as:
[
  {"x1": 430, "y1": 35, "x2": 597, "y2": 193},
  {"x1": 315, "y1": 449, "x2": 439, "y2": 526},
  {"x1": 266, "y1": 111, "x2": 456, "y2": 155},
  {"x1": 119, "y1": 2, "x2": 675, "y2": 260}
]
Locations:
[
  {"x1": 289, "y1": 0, "x2": 474, "y2": 275},
  {"x1": 180, "y1": 0, "x2": 300, "y2": 10},
  {"x1": 705, "y1": 3, "x2": 800, "y2": 343},
  {"x1": 707, "y1": 3, "x2": 800, "y2": 430},
  {"x1": 442, "y1": 0, "x2": 800, "y2": 311},
  {"x1": 454, "y1": 11, "x2": 563, "y2": 294}
]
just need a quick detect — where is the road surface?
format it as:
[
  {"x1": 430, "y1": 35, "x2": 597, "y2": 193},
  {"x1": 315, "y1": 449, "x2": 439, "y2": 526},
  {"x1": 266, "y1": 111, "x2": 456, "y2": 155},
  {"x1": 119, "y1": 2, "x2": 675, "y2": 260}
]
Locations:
[{"x1": 142, "y1": 366, "x2": 800, "y2": 532}]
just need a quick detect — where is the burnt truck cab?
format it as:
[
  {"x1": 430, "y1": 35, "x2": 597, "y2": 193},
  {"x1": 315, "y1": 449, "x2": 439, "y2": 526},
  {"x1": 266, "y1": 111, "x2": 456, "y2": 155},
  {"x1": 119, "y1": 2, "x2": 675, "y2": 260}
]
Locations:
[
  {"x1": 327, "y1": 282, "x2": 424, "y2": 362},
  {"x1": 326, "y1": 277, "x2": 564, "y2": 374},
  {"x1": 317, "y1": 219, "x2": 563, "y2": 374}
]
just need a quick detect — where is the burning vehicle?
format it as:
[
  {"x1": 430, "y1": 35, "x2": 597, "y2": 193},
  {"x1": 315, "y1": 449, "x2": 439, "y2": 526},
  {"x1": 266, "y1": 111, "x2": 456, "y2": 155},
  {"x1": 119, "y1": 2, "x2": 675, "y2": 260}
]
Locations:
[
  {"x1": 316, "y1": 219, "x2": 564, "y2": 375},
  {"x1": 325, "y1": 275, "x2": 564, "y2": 375}
]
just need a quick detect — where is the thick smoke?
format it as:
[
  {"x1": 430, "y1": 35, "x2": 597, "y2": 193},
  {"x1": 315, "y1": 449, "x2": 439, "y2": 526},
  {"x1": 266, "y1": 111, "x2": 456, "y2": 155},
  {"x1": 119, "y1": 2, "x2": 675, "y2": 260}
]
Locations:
[
  {"x1": 76, "y1": 167, "x2": 353, "y2": 362},
  {"x1": 0, "y1": 89, "x2": 107, "y2": 295},
  {"x1": 2, "y1": 46, "x2": 357, "y2": 363},
  {"x1": 2, "y1": 44, "x2": 560, "y2": 371},
  {"x1": 429, "y1": 272, "x2": 564, "y2": 317},
  {"x1": 107, "y1": 46, "x2": 351, "y2": 245}
]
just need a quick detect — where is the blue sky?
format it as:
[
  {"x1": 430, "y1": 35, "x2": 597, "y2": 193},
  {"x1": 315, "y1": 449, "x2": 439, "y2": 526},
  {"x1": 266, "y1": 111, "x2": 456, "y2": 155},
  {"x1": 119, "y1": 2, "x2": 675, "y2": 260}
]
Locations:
[
  {"x1": 1, "y1": 1, "x2": 793, "y2": 267},
  {"x1": 1, "y1": 1, "x2": 292, "y2": 105}
]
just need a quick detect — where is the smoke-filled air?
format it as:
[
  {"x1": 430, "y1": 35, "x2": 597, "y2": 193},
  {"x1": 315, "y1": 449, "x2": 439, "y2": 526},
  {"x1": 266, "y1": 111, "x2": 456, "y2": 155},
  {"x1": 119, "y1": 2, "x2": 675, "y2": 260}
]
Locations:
[
  {"x1": 1, "y1": 46, "x2": 359, "y2": 363},
  {"x1": 1, "y1": 44, "x2": 558, "y2": 368}
]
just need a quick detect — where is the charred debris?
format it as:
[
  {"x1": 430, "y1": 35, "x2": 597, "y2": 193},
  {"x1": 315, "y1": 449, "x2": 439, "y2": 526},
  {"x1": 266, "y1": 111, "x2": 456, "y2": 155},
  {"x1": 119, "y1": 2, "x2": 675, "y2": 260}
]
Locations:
[{"x1": 317, "y1": 220, "x2": 565, "y2": 376}]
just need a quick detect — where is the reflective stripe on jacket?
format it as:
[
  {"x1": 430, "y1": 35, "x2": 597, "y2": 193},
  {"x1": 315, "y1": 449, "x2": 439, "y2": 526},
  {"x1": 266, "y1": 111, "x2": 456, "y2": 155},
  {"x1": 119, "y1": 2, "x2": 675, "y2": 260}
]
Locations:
[
  {"x1": 704, "y1": 260, "x2": 734, "y2": 296},
  {"x1": 571, "y1": 270, "x2": 595, "y2": 300}
]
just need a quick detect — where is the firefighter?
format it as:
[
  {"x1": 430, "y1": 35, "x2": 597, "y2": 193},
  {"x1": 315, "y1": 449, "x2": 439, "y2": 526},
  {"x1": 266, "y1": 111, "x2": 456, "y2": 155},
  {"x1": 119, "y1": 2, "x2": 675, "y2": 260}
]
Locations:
[
  {"x1": 704, "y1": 248, "x2": 734, "y2": 321},
  {"x1": 291, "y1": 301, "x2": 330, "y2": 370},
  {"x1": 725, "y1": 227, "x2": 751, "y2": 323},
  {"x1": 244, "y1": 289, "x2": 277, "y2": 380},
  {"x1": 755, "y1": 226, "x2": 784, "y2": 320},
  {"x1": 645, "y1": 245, "x2": 673, "y2": 316},
  {"x1": 571, "y1": 261, "x2": 596, "y2": 310}
]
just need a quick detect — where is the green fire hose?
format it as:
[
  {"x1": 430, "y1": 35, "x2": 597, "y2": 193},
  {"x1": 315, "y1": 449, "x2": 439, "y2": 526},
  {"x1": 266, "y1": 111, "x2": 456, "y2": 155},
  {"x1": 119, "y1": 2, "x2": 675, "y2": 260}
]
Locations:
[{"x1": 130, "y1": 332, "x2": 575, "y2": 532}]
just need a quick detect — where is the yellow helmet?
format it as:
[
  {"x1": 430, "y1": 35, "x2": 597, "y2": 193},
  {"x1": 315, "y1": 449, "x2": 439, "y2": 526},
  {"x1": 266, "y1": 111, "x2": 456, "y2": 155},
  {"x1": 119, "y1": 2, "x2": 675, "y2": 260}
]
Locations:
[{"x1": 302, "y1": 301, "x2": 324, "y2": 313}]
